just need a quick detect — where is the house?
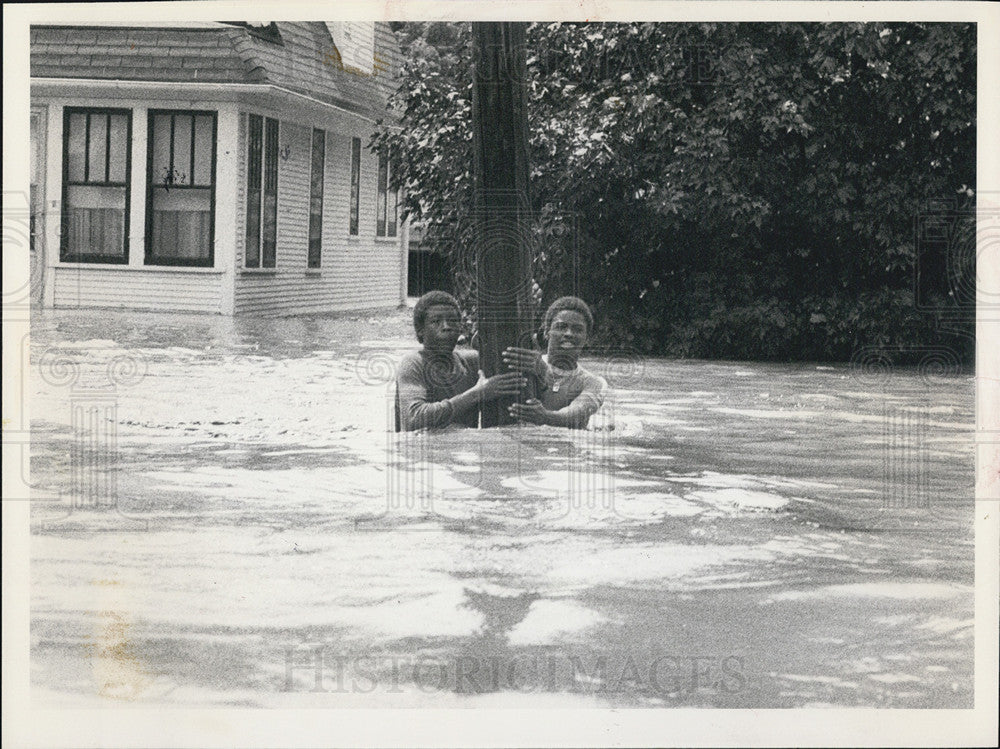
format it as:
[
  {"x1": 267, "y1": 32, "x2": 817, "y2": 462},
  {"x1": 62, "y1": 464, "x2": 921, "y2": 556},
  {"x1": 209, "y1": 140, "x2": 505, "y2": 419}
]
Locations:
[{"x1": 29, "y1": 21, "x2": 408, "y2": 315}]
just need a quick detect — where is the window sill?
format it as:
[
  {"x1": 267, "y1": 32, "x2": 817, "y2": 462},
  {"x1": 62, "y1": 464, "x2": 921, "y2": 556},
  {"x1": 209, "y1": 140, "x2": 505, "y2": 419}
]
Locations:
[
  {"x1": 374, "y1": 236, "x2": 400, "y2": 243},
  {"x1": 304, "y1": 269, "x2": 322, "y2": 276},
  {"x1": 55, "y1": 262, "x2": 223, "y2": 274},
  {"x1": 240, "y1": 268, "x2": 278, "y2": 275}
]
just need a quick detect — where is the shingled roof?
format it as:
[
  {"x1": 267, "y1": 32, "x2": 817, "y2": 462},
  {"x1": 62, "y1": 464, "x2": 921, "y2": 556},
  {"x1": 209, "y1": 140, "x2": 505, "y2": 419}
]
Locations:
[{"x1": 30, "y1": 22, "x2": 402, "y2": 121}]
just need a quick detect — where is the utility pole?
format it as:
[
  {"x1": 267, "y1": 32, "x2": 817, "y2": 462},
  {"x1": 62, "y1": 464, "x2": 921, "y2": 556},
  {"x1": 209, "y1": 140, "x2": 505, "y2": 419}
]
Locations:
[{"x1": 470, "y1": 22, "x2": 536, "y2": 427}]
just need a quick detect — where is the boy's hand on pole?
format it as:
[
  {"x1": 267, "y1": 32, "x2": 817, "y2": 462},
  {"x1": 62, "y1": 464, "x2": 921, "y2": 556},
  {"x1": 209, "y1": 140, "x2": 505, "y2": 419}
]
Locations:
[
  {"x1": 508, "y1": 398, "x2": 547, "y2": 424},
  {"x1": 502, "y1": 347, "x2": 546, "y2": 379},
  {"x1": 477, "y1": 369, "x2": 527, "y2": 400}
]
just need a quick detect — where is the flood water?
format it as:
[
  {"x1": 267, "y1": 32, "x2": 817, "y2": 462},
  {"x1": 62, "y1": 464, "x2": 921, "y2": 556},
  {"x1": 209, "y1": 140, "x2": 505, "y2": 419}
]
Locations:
[{"x1": 28, "y1": 307, "x2": 975, "y2": 708}]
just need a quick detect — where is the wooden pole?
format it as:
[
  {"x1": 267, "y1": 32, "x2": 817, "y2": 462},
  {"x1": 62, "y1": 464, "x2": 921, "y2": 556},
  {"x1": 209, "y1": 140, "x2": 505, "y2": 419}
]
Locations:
[{"x1": 471, "y1": 22, "x2": 535, "y2": 427}]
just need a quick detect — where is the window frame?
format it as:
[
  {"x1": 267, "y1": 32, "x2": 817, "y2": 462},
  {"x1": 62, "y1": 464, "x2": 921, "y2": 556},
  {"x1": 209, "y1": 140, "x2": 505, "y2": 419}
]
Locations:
[
  {"x1": 349, "y1": 136, "x2": 361, "y2": 236},
  {"x1": 60, "y1": 106, "x2": 133, "y2": 264},
  {"x1": 307, "y1": 128, "x2": 326, "y2": 269},
  {"x1": 144, "y1": 108, "x2": 218, "y2": 268},
  {"x1": 245, "y1": 114, "x2": 279, "y2": 269},
  {"x1": 376, "y1": 150, "x2": 399, "y2": 239}
]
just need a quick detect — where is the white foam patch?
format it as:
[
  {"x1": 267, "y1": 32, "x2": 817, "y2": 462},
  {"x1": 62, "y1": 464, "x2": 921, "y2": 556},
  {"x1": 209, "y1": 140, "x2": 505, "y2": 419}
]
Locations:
[
  {"x1": 774, "y1": 673, "x2": 860, "y2": 689},
  {"x1": 334, "y1": 589, "x2": 484, "y2": 638},
  {"x1": 766, "y1": 582, "x2": 972, "y2": 603},
  {"x1": 687, "y1": 488, "x2": 789, "y2": 512},
  {"x1": 665, "y1": 471, "x2": 835, "y2": 492},
  {"x1": 614, "y1": 492, "x2": 705, "y2": 519},
  {"x1": 506, "y1": 599, "x2": 604, "y2": 646},
  {"x1": 914, "y1": 617, "x2": 974, "y2": 636},
  {"x1": 868, "y1": 673, "x2": 921, "y2": 684},
  {"x1": 546, "y1": 543, "x2": 774, "y2": 587},
  {"x1": 500, "y1": 470, "x2": 657, "y2": 494}
]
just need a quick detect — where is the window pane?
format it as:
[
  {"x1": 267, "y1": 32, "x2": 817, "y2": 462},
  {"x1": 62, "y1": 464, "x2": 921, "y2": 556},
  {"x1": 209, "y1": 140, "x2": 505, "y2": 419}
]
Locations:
[
  {"x1": 172, "y1": 115, "x2": 192, "y2": 186},
  {"x1": 149, "y1": 187, "x2": 211, "y2": 259},
  {"x1": 246, "y1": 188, "x2": 261, "y2": 268},
  {"x1": 65, "y1": 184, "x2": 126, "y2": 257},
  {"x1": 87, "y1": 114, "x2": 107, "y2": 183},
  {"x1": 30, "y1": 112, "x2": 40, "y2": 251},
  {"x1": 151, "y1": 114, "x2": 173, "y2": 186},
  {"x1": 309, "y1": 199, "x2": 323, "y2": 235},
  {"x1": 67, "y1": 113, "x2": 87, "y2": 183},
  {"x1": 262, "y1": 193, "x2": 277, "y2": 267},
  {"x1": 263, "y1": 119, "x2": 278, "y2": 192},
  {"x1": 262, "y1": 118, "x2": 278, "y2": 268},
  {"x1": 388, "y1": 189, "x2": 397, "y2": 238},
  {"x1": 108, "y1": 114, "x2": 129, "y2": 183},
  {"x1": 193, "y1": 115, "x2": 214, "y2": 186},
  {"x1": 31, "y1": 113, "x2": 40, "y2": 185},
  {"x1": 308, "y1": 193, "x2": 322, "y2": 268},
  {"x1": 311, "y1": 130, "x2": 325, "y2": 195},
  {"x1": 247, "y1": 115, "x2": 262, "y2": 189}
]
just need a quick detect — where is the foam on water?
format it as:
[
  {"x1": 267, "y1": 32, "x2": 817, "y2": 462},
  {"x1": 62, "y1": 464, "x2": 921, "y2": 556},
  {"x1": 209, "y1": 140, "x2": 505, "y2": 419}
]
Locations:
[
  {"x1": 546, "y1": 543, "x2": 777, "y2": 588},
  {"x1": 687, "y1": 487, "x2": 790, "y2": 513},
  {"x1": 766, "y1": 582, "x2": 971, "y2": 603},
  {"x1": 506, "y1": 599, "x2": 604, "y2": 645}
]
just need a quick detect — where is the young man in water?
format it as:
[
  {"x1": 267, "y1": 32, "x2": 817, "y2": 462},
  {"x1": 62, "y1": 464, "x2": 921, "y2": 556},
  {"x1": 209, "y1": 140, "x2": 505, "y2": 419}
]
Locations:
[
  {"x1": 396, "y1": 291, "x2": 526, "y2": 431},
  {"x1": 502, "y1": 296, "x2": 608, "y2": 429}
]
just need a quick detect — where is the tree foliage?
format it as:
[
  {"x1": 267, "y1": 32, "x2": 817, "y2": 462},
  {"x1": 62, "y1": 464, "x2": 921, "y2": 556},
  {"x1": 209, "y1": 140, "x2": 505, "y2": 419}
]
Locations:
[{"x1": 374, "y1": 22, "x2": 975, "y2": 361}]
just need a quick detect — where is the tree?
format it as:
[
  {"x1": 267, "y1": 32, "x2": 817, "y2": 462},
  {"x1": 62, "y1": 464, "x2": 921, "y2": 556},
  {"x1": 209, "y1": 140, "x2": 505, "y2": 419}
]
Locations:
[{"x1": 374, "y1": 22, "x2": 975, "y2": 362}]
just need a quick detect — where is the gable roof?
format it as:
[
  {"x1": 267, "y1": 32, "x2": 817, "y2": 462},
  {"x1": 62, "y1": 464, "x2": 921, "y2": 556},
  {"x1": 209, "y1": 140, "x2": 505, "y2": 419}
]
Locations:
[{"x1": 30, "y1": 22, "x2": 402, "y2": 121}]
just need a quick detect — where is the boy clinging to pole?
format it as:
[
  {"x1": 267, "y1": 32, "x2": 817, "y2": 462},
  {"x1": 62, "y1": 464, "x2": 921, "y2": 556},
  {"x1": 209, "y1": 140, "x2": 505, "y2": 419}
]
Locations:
[
  {"x1": 502, "y1": 296, "x2": 608, "y2": 429},
  {"x1": 396, "y1": 291, "x2": 526, "y2": 431}
]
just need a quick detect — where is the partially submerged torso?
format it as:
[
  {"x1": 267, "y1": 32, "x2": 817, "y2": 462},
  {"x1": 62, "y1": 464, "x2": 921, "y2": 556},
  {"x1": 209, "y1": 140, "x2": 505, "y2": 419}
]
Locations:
[
  {"x1": 396, "y1": 348, "x2": 480, "y2": 431},
  {"x1": 539, "y1": 357, "x2": 608, "y2": 426}
]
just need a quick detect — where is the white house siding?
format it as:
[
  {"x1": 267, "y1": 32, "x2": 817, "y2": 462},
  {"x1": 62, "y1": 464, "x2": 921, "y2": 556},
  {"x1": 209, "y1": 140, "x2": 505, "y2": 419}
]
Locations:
[
  {"x1": 35, "y1": 95, "x2": 239, "y2": 314},
  {"x1": 52, "y1": 266, "x2": 223, "y2": 312},
  {"x1": 234, "y1": 109, "x2": 406, "y2": 316}
]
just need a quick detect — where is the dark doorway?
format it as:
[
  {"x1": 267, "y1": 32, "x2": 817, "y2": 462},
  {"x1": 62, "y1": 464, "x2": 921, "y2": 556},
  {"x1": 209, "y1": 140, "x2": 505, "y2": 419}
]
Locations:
[{"x1": 407, "y1": 249, "x2": 452, "y2": 297}]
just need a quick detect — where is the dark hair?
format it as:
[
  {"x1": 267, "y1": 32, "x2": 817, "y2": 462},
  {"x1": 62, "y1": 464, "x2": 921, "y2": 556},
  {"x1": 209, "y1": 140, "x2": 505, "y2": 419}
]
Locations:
[
  {"x1": 542, "y1": 296, "x2": 594, "y2": 339},
  {"x1": 413, "y1": 291, "x2": 461, "y2": 342}
]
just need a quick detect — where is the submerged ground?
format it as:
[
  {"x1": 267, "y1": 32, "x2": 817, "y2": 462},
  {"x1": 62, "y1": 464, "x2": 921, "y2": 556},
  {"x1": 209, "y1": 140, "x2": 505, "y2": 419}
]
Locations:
[{"x1": 28, "y1": 306, "x2": 974, "y2": 707}]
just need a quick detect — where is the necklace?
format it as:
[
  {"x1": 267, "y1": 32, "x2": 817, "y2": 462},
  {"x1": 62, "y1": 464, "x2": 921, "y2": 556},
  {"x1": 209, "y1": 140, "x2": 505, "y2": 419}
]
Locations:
[{"x1": 548, "y1": 362, "x2": 575, "y2": 393}]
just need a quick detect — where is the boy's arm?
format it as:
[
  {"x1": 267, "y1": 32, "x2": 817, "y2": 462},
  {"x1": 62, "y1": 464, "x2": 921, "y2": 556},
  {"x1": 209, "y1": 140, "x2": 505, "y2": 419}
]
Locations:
[
  {"x1": 397, "y1": 353, "x2": 525, "y2": 430},
  {"x1": 509, "y1": 373, "x2": 607, "y2": 429}
]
